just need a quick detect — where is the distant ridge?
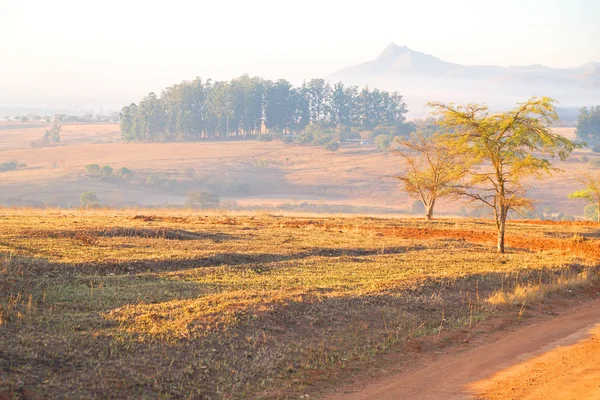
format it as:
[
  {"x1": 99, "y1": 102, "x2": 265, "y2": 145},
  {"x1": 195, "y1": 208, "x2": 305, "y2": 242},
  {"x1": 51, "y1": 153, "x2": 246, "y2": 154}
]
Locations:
[
  {"x1": 328, "y1": 43, "x2": 599, "y2": 116},
  {"x1": 331, "y1": 43, "x2": 600, "y2": 86}
]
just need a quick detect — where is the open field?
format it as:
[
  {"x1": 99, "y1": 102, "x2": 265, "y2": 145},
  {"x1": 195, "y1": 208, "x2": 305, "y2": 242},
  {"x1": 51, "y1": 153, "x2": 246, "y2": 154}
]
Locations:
[
  {"x1": 0, "y1": 123, "x2": 594, "y2": 218},
  {"x1": 1, "y1": 211, "x2": 599, "y2": 399}
]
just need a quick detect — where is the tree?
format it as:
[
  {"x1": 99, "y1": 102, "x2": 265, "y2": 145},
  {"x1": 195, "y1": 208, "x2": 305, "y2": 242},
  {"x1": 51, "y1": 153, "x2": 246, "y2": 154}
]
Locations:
[
  {"x1": 117, "y1": 167, "x2": 134, "y2": 180},
  {"x1": 85, "y1": 164, "x2": 101, "y2": 177},
  {"x1": 185, "y1": 191, "x2": 220, "y2": 209},
  {"x1": 393, "y1": 131, "x2": 466, "y2": 220},
  {"x1": 576, "y1": 106, "x2": 600, "y2": 141},
  {"x1": 100, "y1": 165, "x2": 113, "y2": 178},
  {"x1": 43, "y1": 122, "x2": 61, "y2": 146},
  {"x1": 80, "y1": 192, "x2": 100, "y2": 208},
  {"x1": 430, "y1": 97, "x2": 578, "y2": 253},
  {"x1": 568, "y1": 173, "x2": 600, "y2": 222}
]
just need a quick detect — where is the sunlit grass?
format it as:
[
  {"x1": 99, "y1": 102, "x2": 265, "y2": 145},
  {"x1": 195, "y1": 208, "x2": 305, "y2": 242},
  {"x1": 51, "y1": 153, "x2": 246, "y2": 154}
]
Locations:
[{"x1": 1, "y1": 211, "x2": 599, "y2": 399}]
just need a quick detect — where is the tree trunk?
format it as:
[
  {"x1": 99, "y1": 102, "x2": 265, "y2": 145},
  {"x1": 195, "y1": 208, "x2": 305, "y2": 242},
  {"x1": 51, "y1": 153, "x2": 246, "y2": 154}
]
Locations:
[
  {"x1": 426, "y1": 205, "x2": 433, "y2": 220},
  {"x1": 597, "y1": 202, "x2": 600, "y2": 223},
  {"x1": 425, "y1": 199, "x2": 435, "y2": 220},
  {"x1": 497, "y1": 217, "x2": 506, "y2": 254}
]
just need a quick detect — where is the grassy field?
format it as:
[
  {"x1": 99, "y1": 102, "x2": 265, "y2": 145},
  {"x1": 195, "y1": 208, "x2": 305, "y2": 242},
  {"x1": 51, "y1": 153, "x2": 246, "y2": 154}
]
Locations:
[
  {"x1": 0, "y1": 123, "x2": 594, "y2": 217},
  {"x1": 1, "y1": 210, "x2": 599, "y2": 399}
]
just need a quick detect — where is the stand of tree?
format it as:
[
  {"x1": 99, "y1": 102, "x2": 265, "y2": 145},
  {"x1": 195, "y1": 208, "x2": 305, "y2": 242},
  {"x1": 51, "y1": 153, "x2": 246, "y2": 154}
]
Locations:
[
  {"x1": 120, "y1": 75, "x2": 409, "y2": 142},
  {"x1": 576, "y1": 106, "x2": 600, "y2": 141}
]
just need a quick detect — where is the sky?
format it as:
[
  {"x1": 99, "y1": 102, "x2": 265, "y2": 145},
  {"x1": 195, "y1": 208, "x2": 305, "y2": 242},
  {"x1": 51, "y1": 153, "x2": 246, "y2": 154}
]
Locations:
[{"x1": 1, "y1": 0, "x2": 598, "y2": 109}]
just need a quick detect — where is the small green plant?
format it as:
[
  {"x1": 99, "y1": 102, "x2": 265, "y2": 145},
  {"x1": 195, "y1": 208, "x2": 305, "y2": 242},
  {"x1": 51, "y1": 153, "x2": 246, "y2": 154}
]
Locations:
[{"x1": 80, "y1": 191, "x2": 100, "y2": 208}]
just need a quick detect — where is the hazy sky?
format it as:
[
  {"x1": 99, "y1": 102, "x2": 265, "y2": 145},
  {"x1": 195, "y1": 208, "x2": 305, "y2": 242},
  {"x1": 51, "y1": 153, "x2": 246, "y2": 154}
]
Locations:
[{"x1": 1, "y1": 0, "x2": 598, "y2": 107}]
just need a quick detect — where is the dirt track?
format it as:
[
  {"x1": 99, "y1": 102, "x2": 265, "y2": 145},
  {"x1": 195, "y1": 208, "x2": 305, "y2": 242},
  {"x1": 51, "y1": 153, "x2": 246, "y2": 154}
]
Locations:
[{"x1": 325, "y1": 297, "x2": 600, "y2": 400}]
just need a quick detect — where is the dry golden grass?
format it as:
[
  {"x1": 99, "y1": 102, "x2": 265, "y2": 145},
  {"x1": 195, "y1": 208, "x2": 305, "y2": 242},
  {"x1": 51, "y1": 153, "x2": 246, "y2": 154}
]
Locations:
[
  {"x1": 1, "y1": 211, "x2": 599, "y2": 399},
  {"x1": 0, "y1": 123, "x2": 592, "y2": 215}
]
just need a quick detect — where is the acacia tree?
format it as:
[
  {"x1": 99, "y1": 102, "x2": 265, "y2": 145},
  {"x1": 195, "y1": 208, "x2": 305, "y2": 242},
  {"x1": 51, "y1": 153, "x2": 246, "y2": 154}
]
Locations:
[
  {"x1": 393, "y1": 131, "x2": 466, "y2": 220},
  {"x1": 568, "y1": 173, "x2": 600, "y2": 222},
  {"x1": 430, "y1": 97, "x2": 578, "y2": 253}
]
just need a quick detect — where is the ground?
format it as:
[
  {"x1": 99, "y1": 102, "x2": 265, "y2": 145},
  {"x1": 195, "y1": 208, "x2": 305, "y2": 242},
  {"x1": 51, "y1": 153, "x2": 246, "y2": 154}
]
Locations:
[
  {"x1": 0, "y1": 122, "x2": 593, "y2": 217},
  {"x1": 1, "y1": 211, "x2": 599, "y2": 399}
]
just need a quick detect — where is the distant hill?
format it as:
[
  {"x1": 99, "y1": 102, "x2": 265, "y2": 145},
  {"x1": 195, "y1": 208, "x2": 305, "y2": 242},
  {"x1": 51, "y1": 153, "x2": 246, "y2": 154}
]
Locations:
[{"x1": 329, "y1": 43, "x2": 600, "y2": 118}]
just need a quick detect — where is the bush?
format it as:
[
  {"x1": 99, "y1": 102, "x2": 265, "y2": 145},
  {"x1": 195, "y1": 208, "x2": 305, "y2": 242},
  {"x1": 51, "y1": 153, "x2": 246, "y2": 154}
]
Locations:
[
  {"x1": 580, "y1": 156, "x2": 590, "y2": 163},
  {"x1": 257, "y1": 134, "x2": 273, "y2": 142},
  {"x1": 557, "y1": 213, "x2": 575, "y2": 221},
  {"x1": 80, "y1": 191, "x2": 100, "y2": 208},
  {"x1": 85, "y1": 164, "x2": 101, "y2": 177},
  {"x1": 325, "y1": 141, "x2": 340, "y2": 152},
  {"x1": 411, "y1": 200, "x2": 425, "y2": 214},
  {"x1": 590, "y1": 159, "x2": 600, "y2": 168},
  {"x1": 185, "y1": 191, "x2": 220, "y2": 209},
  {"x1": 146, "y1": 174, "x2": 161, "y2": 186},
  {"x1": 100, "y1": 165, "x2": 113, "y2": 178},
  {"x1": 375, "y1": 134, "x2": 391, "y2": 152},
  {"x1": 118, "y1": 167, "x2": 133, "y2": 179},
  {"x1": 0, "y1": 160, "x2": 20, "y2": 172},
  {"x1": 184, "y1": 167, "x2": 195, "y2": 178},
  {"x1": 584, "y1": 203, "x2": 599, "y2": 222},
  {"x1": 280, "y1": 135, "x2": 294, "y2": 144}
]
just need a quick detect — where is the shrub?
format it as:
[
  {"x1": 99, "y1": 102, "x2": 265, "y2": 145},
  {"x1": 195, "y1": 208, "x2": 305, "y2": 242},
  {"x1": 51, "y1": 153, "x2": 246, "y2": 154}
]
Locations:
[
  {"x1": 85, "y1": 164, "x2": 101, "y2": 177},
  {"x1": 100, "y1": 165, "x2": 113, "y2": 178},
  {"x1": 375, "y1": 134, "x2": 391, "y2": 152},
  {"x1": 118, "y1": 167, "x2": 133, "y2": 179},
  {"x1": 0, "y1": 160, "x2": 20, "y2": 172},
  {"x1": 590, "y1": 159, "x2": 600, "y2": 168},
  {"x1": 584, "y1": 203, "x2": 599, "y2": 222},
  {"x1": 185, "y1": 191, "x2": 220, "y2": 209},
  {"x1": 280, "y1": 135, "x2": 294, "y2": 144},
  {"x1": 557, "y1": 213, "x2": 575, "y2": 221},
  {"x1": 80, "y1": 191, "x2": 100, "y2": 208},
  {"x1": 325, "y1": 141, "x2": 340, "y2": 152},
  {"x1": 411, "y1": 200, "x2": 425, "y2": 214},
  {"x1": 184, "y1": 167, "x2": 195, "y2": 179},
  {"x1": 146, "y1": 174, "x2": 160, "y2": 186},
  {"x1": 257, "y1": 134, "x2": 273, "y2": 142},
  {"x1": 580, "y1": 156, "x2": 590, "y2": 163}
]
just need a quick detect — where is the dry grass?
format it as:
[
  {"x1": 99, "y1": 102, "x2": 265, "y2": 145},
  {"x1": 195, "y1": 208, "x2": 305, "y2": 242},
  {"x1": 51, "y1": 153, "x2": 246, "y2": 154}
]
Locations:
[
  {"x1": 0, "y1": 211, "x2": 599, "y2": 399},
  {"x1": 0, "y1": 124, "x2": 593, "y2": 215}
]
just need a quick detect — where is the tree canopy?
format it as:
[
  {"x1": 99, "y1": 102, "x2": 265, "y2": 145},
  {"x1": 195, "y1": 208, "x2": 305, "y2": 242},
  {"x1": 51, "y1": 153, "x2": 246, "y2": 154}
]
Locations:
[
  {"x1": 576, "y1": 106, "x2": 600, "y2": 141},
  {"x1": 568, "y1": 173, "x2": 600, "y2": 222},
  {"x1": 120, "y1": 75, "x2": 408, "y2": 142},
  {"x1": 393, "y1": 130, "x2": 466, "y2": 220},
  {"x1": 430, "y1": 97, "x2": 578, "y2": 253}
]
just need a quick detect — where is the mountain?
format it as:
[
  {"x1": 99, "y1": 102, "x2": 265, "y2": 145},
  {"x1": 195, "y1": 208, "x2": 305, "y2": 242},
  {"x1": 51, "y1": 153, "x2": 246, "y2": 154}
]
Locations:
[{"x1": 329, "y1": 43, "x2": 600, "y2": 117}]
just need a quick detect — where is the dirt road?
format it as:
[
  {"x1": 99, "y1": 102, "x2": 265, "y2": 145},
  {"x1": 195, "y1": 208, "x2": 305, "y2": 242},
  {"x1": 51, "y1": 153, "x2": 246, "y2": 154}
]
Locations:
[{"x1": 325, "y1": 298, "x2": 600, "y2": 400}]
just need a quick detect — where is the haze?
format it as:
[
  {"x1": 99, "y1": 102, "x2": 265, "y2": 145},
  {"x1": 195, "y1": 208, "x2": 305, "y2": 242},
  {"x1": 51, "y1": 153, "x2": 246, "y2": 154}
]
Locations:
[{"x1": 1, "y1": 0, "x2": 599, "y2": 111}]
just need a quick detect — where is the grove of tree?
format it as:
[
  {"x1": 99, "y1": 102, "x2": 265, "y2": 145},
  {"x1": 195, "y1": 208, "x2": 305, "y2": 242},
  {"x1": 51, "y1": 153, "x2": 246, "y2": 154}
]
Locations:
[
  {"x1": 120, "y1": 75, "x2": 409, "y2": 142},
  {"x1": 576, "y1": 106, "x2": 600, "y2": 141}
]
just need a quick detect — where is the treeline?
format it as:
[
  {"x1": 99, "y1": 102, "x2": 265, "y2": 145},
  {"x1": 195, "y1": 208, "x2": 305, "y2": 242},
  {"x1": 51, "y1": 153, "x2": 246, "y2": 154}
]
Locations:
[
  {"x1": 120, "y1": 75, "x2": 409, "y2": 142},
  {"x1": 576, "y1": 106, "x2": 600, "y2": 141}
]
